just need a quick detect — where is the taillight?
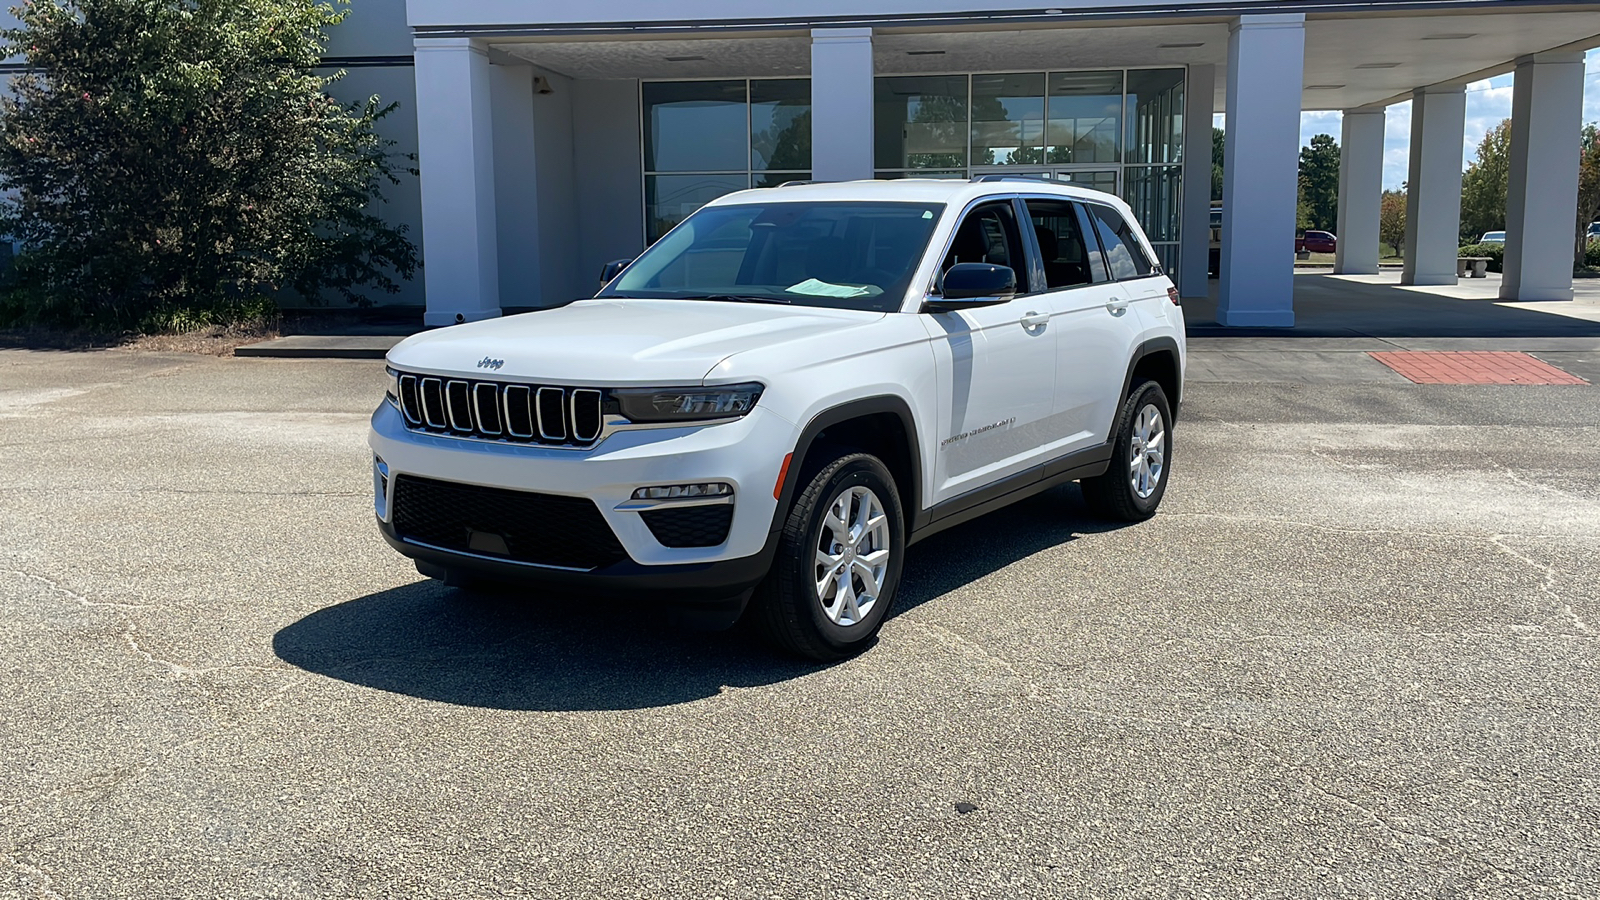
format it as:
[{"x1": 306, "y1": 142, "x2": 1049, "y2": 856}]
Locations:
[{"x1": 1167, "y1": 286, "x2": 1182, "y2": 307}]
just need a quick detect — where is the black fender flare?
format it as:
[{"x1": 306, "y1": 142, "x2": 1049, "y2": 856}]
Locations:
[
  {"x1": 770, "y1": 395, "x2": 924, "y2": 534},
  {"x1": 1120, "y1": 336, "x2": 1183, "y2": 417}
]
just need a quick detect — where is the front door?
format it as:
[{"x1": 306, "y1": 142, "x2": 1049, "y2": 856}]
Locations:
[{"x1": 921, "y1": 199, "x2": 1060, "y2": 505}]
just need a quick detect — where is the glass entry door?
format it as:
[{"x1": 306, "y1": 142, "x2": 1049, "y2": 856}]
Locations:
[{"x1": 970, "y1": 166, "x2": 1119, "y2": 196}]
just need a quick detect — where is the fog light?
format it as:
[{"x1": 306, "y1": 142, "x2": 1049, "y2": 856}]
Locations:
[{"x1": 631, "y1": 482, "x2": 733, "y2": 501}]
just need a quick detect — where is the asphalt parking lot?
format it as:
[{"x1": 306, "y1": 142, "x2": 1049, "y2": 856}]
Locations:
[{"x1": 2, "y1": 348, "x2": 1597, "y2": 898}]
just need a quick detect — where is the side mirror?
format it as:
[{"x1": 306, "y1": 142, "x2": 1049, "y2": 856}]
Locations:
[
  {"x1": 599, "y1": 257, "x2": 634, "y2": 289},
  {"x1": 928, "y1": 263, "x2": 1017, "y2": 311}
]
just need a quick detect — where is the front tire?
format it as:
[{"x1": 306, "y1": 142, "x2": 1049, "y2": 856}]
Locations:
[
  {"x1": 753, "y1": 453, "x2": 905, "y2": 661},
  {"x1": 1081, "y1": 379, "x2": 1172, "y2": 522}
]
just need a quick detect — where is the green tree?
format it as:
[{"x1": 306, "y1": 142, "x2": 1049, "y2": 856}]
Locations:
[
  {"x1": 1380, "y1": 189, "x2": 1406, "y2": 258},
  {"x1": 1577, "y1": 123, "x2": 1600, "y2": 268},
  {"x1": 1297, "y1": 133, "x2": 1339, "y2": 232},
  {"x1": 1211, "y1": 127, "x2": 1225, "y2": 202},
  {"x1": 1460, "y1": 119, "x2": 1511, "y2": 244},
  {"x1": 0, "y1": 0, "x2": 418, "y2": 328}
]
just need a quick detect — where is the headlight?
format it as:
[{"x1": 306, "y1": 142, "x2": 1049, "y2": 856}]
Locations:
[
  {"x1": 385, "y1": 367, "x2": 400, "y2": 409},
  {"x1": 613, "y1": 382, "x2": 764, "y2": 423}
]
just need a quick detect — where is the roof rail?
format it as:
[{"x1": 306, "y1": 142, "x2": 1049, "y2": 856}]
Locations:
[
  {"x1": 777, "y1": 180, "x2": 818, "y2": 188},
  {"x1": 970, "y1": 174, "x2": 1056, "y2": 184}
]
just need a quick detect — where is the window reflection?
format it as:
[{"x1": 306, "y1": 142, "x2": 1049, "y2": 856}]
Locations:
[
  {"x1": 647, "y1": 174, "x2": 750, "y2": 244},
  {"x1": 1047, "y1": 72, "x2": 1123, "y2": 164},
  {"x1": 643, "y1": 81, "x2": 748, "y2": 173},
  {"x1": 1125, "y1": 69, "x2": 1185, "y2": 165},
  {"x1": 874, "y1": 75, "x2": 969, "y2": 170},
  {"x1": 972, "y1": 73, "x2": 1046, "y2": 166},
  {"x1": 752, "y1": 80, "x2": 812, "y2": 171}
]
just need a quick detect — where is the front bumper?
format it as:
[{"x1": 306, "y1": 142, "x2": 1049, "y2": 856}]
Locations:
[
  {"x1": 375, "y1": 519, "x2": 775, "y2": 602},
  {"x1": 368, "y1": 402, "x2": 799, "y2": 595}
]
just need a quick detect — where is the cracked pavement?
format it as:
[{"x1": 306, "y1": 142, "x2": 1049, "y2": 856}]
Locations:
[{"x1": 1, "y1": 347, "x2": 1597, "y2": 898}]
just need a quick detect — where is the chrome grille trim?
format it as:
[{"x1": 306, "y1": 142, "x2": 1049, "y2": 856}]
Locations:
[
  {"x1": 445, "y1": 380, "x2": 473, "y2": 433},
  {"x1": 419, "y1": 378, "x2": 447, "y2": 429},
  {"x1": 474, "y1": 383, "x2": 503, "y2": 436},
  {"x1": 570, "y1": 389, "x2": 603, "y2": 443},
  {"x1": 537, "y1": 387, "x2": 566, "y2": 442},
  {"x1": 398, "y1": 375, "x2": 424, "y2": 425},
  {"x1": 503, "y1": 385, "x2": 534, "y2": 439},
  {"x1": 391, "y1": 371, "x2": 605, "y2": 450}
]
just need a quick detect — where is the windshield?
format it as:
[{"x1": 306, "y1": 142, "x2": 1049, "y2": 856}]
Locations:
[{"x1": 600, "y1": 200, "x2": 945, "y2": 312}]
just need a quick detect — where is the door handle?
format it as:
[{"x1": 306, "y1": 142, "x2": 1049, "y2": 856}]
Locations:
[
  {"x1": 1020, "y1": 311, "x2": 1050, "y2": 328},
  {"x1": 1106, "y1": 297, "x2": 1132, "y2": 313}
]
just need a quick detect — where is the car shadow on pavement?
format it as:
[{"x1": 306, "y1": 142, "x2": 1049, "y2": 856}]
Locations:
[
  {"x1": 893, "y1": 483, "x2": 1133, "y2": 616},
  {"x1": 272, "y1": 484, "x2": 1131, "y2": 712}
]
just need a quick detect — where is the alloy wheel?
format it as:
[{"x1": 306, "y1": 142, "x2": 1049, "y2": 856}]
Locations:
[
  {"x1": 1129, "y1": 405, "x2": 1165, "y2": 500},
  {"x1": 813, "y1": 485, "x2": 891, "y2": 627}
]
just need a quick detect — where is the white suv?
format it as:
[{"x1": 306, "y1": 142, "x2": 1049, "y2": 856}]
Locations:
[{"x1": 370, "y1": 179, "x2": 1185, "y2": 660}]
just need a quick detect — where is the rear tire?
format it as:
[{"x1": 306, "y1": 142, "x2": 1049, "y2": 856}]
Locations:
[
  {"x1": 753, "y1": 453, "x2": 905, "y2": 661},
  {"x1": 1081, "y1": 379, "x2": 1172, "y2": 522}
]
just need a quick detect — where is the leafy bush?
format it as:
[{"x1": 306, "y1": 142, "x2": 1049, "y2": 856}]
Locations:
[
  {"x1": 0, "y1": 0, "x2": 418, "y2": 330},
  {"x1": 1586, "y1": 239, "x2": 1600, "y2": 270},
  {"x1": 1458, "y1": 243, "x2": 1505, "y2": 273}
]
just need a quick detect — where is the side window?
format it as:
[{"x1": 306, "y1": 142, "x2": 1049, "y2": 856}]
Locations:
[
  {"x1": 1024, "y1": 199, "x2": 1094, "y2": 290},
  {"x1": 1087, "y1": 203, "x2": 1155, "y2": 280},
  {"x1": 943, "y1": 201, "x2": 1031, "y2": 293}
]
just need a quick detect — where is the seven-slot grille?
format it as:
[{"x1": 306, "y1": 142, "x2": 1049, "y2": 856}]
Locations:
[{"x1": 397, "y1": 373, "x2": 604, "y2": 447}]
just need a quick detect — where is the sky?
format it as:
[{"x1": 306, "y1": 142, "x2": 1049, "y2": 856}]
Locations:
[{"x1": 1215, "y1": 48, "x2": 1600, "y2": 190}]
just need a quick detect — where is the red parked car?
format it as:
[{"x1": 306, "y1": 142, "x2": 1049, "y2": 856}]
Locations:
[{"x1": 1296, "y1": 230, "x2": 1337, "y2": 254}]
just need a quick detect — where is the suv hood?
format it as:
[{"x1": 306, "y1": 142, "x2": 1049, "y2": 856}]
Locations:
[{"x1": 387, "y1": 299, "x2": 886, "y2": 385}]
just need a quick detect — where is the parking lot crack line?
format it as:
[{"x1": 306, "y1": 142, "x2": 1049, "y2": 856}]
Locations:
[
  {"x1": 1488, "y1": 536, "x2": 1591, "y2": 637},
  {"x1": 5, "y1": 568, "x2": 151, "y2": 611},
  {"x1": 0, "y1": 486, "x2": 366, "y2": 498},
  {"x1": 1, "y1": 849, "x2": 65, "y2": 900},
  {"x1": 900, "y1": 620, "x2": 1048, "y2": 702},
  {"x1": 1, "y1": 675, "x2": 309, "y2": 829},
  {"x1": 1297, "y1": 775, "x2": 1548, "y2": 889}
]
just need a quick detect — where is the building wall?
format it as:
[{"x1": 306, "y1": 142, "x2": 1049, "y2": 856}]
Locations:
[
  {"x1": 320, "y1": 0, "x2": 426, "y2": 308},
  {"x1": 571, "y1": 80, "x2": 648, "y2": 295},
  {"x1": 531, "y1": 66, "x2": 584, "y2": 306}
]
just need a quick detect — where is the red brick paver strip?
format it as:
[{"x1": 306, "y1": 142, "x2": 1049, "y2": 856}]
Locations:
[{"x1": 1369, "y1": 351, "x2": 1589, "y2": 385}]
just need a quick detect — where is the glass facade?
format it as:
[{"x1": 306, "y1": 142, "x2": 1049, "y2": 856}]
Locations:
[
  {"x1": 643, "y1": 79, "x2": 811, "y2": 242},
  {"x1": 874, "y1": 68, "x2": 1186, "y2": 268},
  {"x1": 641, "y1": 68, "x2": 1186, "y2": 264}
]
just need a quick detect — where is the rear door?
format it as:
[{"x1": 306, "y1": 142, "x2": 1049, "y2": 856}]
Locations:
[{"x1": 1026, "y1": 198, "x2": 1146, "y2": 449}]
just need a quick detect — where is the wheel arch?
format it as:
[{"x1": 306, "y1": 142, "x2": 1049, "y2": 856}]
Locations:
[
  {"x1": 1121, "y1": 337, "x2": 1183, "y2": 417},
  {"x1": 773, "y1": 396, "x2": 924, "y2": 535}
]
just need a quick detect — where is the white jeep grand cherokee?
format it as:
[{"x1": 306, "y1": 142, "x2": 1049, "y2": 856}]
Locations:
[{"x1": 370, "y1": 179, "x2": 1185, "y2": 660}]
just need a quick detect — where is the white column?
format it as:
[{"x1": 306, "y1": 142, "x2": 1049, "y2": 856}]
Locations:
[
  {"x1": 1218, "y1": 14, "x2": 1305, "y2": 327},
  {"x1": 1401, "y1": 84, "x2": 1466, "y2": 286},
  {"x1": 414, "y1": 38, "x2": 501, "y2": 326},
  {"x1": 1501, "y1": 51, "x2": 1586, "y2": 302},
  {"x1": 1179, "y1": 64, "x2": 1216, "y2": 299},
  {"x1": 1334, "y1": 107, "x2": 1385, "y2": 275},
  {"x1": 810, "y1": 28, "x2": 875, "y2": 182}
]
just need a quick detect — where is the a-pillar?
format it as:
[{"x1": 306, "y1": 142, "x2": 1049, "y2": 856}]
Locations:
[
  {"x1": 1218, "y1": 14, "x2": 1305, "y2": 327},
  {"x1": 1334, "y1": 107, "x2": 1385, "y2": 274},
  {"x1": 1178, "y1": 64, "x2": 1216, "y2": 299},
  {"x1": 414, "y1": 38, "x2": 501, "y2": 326},
  {"x1": 1501, "y1": 51, "x2": 1586, "y2": 301},
  {"x1": 811, "y1": 28, "x2": 875, "y2": 182},
  {"x1": 1401, "y1": 85, "x2": 1466, "y2": 286}
]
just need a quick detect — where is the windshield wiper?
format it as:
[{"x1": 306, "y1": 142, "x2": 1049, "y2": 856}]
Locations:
[{"x1": 682, "y1": 294, "x2": 792, "y2": 305}]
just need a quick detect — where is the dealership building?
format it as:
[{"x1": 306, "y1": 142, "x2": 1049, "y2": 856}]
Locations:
[{"x1": 317, "y1": 0, "x2": 1598, "y2": 326}]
